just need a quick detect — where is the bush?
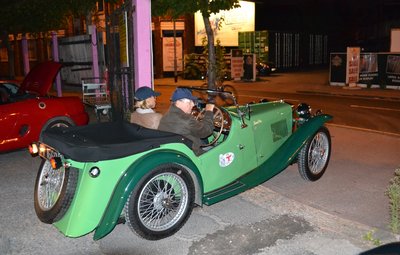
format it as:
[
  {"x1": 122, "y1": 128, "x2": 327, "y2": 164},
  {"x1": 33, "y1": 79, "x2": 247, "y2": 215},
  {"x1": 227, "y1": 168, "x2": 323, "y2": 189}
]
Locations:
[
  {"x1": 386, "y1": 167, "x2": 400, "y2": 234},
  {"x1": 202, "y1": 38, "x2": 228, "y2": 86},
  {"x1": 183, "y1": 54, "x2": 205, "y2": 80}
]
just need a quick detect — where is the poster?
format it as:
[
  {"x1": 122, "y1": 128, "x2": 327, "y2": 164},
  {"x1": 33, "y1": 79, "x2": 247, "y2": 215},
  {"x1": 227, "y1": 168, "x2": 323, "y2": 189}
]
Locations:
[
  {"x1": 330, "y1": 52, "x2": 400, "y2": 88},
  {"x1": 386, "y1": 55, "x2": 400, "y2": 86},
  {"x1": 243, "y1": 54, "x2": 256, "y2": 81},
  {"x1": 231, "y1": 49, "x2": 243, "y2": 80},
  {"x1": 329, "y1": 53, "x2": 346, "y2": 85},
  {"x1": 386, "y1": 55, "x2": 400, "y2": 74},
  {"x1": 346, "y1": 47, "x2": 360, "y2": 86},
  {"x1": 359, "y1": 53, "x2": 378, "y2": 85},
  {"x1": 162, "y1": 37, "x2": 183, "y2": 72}
]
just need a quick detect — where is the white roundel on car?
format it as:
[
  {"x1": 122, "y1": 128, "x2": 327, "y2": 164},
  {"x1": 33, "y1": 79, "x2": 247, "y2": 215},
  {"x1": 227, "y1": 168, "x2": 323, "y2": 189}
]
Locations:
[{"x1": 219, "y1": 152, "x2": 235, "y2": 167}]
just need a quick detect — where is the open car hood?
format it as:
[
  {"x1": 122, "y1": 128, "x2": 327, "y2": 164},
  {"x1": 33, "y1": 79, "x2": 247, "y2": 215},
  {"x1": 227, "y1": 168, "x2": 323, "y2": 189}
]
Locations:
[{"x1": 19, "y1": 61, "x2": 62, "y2": 96}]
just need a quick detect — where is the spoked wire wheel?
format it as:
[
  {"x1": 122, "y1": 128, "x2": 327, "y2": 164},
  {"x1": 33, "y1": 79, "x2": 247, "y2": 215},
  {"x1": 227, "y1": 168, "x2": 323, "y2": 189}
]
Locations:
[
  {"x1": 124, "y1": 164, "x2": 194, "y2": 240},
  {"x1": 34, "y1": 159, "x2": 77, "y2": 223},
  {"x1": 298, "y1": 126, "x2": 331, "y2": 181}
]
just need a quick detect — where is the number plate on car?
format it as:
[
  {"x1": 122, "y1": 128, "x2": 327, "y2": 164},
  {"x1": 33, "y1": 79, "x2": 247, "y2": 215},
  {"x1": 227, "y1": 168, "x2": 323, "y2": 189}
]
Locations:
[{"x1": 38, "y1": 144, "x2": 63, "y2": 160}]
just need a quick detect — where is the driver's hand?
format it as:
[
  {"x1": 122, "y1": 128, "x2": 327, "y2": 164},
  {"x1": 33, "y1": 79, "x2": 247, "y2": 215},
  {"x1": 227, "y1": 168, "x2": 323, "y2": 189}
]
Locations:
[{"x1": 205, "y1": 103, "x2": 215, "y2": 112}]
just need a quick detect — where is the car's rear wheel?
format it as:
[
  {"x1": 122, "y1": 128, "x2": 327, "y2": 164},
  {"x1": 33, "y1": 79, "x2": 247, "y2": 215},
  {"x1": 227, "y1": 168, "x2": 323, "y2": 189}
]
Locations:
[
  {"x1": 34, "y1": 159, "x2": 78, "y2": 223},
  {"x1": 298, "y1": 126, "x2": 331, "y2": 181},
  {"x1": 124, "y1": 163, "x2": 194, "y2": 240},
  {"x1": 40, "y1": 119, "x2": 73, "y2": 140}
]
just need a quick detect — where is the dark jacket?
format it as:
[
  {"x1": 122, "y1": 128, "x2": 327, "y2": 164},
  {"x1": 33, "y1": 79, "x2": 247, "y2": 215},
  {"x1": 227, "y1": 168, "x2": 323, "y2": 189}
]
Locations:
[{"x1": 158, "y1": 104, "x2": 214, "y2": 155}]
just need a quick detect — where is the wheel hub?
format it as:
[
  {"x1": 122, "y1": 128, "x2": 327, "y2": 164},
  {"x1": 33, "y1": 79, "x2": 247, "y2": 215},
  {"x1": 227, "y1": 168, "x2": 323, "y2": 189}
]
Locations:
[
  {"x1": 313, "y1": 148, "x2": 325, "y2": 159},
  {"x1": 153, "y1": 192, "x2": 170, "y2": 211}
]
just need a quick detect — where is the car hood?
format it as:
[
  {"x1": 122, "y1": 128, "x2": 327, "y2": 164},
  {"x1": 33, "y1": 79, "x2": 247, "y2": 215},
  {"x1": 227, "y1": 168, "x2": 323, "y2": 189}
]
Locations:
[{"x1": 19, "y1": 61, "x2": 62, "y2": 96}]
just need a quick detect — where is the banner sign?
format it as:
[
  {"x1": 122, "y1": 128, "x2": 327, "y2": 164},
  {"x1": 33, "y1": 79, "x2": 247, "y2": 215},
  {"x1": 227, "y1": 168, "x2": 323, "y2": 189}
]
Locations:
[
  {"x1": 162, "y1": 37, "x2": 183, "y2": 72},
  {"x1": 346, "y1": 47, "x2": 360, "y2": 86}
]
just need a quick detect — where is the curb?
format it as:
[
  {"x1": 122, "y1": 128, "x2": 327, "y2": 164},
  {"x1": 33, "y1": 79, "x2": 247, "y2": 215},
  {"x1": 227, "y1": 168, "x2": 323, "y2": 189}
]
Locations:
[
  {"x1": 297, "y1": 90, "x2": 400, "y2": 101},
  {"x1": 327, "y1": 123, "x2": 400, "y2": 138}
]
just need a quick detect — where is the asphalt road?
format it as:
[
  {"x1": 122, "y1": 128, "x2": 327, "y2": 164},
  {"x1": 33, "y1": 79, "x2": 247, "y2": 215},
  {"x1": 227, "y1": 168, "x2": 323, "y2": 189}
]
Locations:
[
  {"x1": 231, "y1": 89, "x2": 400, "y2": 136},
  {"x1": 154, "y1": 75, "x2": 400, "y2": 136},
  {"x1": 2, "y1": 70, "x2": 399, "y2": 254}
]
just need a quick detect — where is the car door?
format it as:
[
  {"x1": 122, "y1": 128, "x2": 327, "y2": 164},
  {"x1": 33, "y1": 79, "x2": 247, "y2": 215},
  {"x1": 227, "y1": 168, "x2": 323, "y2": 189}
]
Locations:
[
  {"x1": 0, "y1": 102, "x2": 23, "y2": 151},
  {"x1": 198, "y1": 116, "x2": 257, "y2": 193},
  {"x1": 251, "y1": 102, "x2": 293, "y2": 165}
]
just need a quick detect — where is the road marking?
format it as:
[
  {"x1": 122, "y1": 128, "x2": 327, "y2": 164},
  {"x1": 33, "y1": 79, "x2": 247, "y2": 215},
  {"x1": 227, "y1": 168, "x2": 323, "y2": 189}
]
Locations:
[
  {"x1": 327, "y1": 123, "x2": 400, "y2": 137},
  {"x1": 350, "y1": 104, "x2": 400, "y2": 112}
]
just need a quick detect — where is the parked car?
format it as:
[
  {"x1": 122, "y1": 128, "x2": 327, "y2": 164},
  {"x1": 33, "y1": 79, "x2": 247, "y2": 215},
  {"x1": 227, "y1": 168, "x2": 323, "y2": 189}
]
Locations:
[
  {"x1": 0, "y1": 61, "x2": 89, "y2": 153},
  {"x1": 256, "y1": 61, "x2": 277, "y2": 76},
  {"x1": 29, "y1": 86, "x2": 332, "y2": 241}
]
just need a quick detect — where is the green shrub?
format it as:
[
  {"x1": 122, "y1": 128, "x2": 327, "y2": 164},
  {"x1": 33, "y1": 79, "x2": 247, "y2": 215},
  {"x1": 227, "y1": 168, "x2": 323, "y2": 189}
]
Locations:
[
  {"x1": 386, "y1": 167, "x2": 400, "y2": 234},
  {"x1": 202, "y1": 38, "x2": 228, "y2": 87},
  {"x1": 183, "y1": 54, "x2": 205, "y2": 80}
]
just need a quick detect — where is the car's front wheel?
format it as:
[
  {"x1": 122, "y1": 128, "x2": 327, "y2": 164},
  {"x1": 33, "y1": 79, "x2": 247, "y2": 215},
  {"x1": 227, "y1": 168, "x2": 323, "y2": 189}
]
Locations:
[
  {"x1": 34, "y1": 159, "x2": 78, "y2": 223},
  {"x1": 124, "y1": 163, "x2": 194, "y2": 240},
  {"x1": 298, "y1": 126, "x2": 331, "y2": 181}
]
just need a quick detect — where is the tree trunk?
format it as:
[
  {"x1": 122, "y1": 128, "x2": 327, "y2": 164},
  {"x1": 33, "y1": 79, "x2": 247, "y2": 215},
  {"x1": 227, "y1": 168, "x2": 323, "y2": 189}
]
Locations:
[{"x1": 202, "y1": 14, "x2": 216, "y2": 90}]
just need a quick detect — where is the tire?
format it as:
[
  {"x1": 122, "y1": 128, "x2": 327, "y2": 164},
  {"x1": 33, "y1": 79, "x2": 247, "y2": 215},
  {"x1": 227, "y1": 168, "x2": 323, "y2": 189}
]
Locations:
[
  {"x1": 124, "y1": 163, "x2": 194, "y2": 240},
  {"x1": 40, "y1": 119, "x2": 73, "y2": 140},
  {"x1": 298, "y1": 126, "x2": 331, "y2": 181},
  {"x1": 34, "y1": 159, "x2": 78, "y2": 223}
]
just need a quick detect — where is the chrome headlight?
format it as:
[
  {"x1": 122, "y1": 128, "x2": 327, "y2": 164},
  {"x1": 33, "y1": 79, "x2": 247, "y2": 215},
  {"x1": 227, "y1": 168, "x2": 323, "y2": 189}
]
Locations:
[{"x1": 296, "y1": 103, "x2": 312, "y2": 119}]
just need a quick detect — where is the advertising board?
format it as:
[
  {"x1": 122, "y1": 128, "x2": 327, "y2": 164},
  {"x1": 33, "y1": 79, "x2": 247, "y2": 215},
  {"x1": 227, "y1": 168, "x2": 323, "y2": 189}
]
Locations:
[{"x1": 194, "y1": 1, "x2": 255, "y2": 46}]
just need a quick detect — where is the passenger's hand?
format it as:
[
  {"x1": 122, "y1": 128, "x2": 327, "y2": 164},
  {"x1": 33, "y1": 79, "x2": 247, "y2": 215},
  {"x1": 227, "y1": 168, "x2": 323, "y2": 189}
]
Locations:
[{"x1": 205, "y1": 103, "x2": 215, "y2": 112}]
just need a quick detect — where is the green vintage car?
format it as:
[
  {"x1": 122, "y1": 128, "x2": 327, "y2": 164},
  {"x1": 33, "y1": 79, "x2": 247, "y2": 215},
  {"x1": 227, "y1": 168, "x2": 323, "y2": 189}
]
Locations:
[{"x1": 29, "y1": 86, "x2": 332, "y2": 241}]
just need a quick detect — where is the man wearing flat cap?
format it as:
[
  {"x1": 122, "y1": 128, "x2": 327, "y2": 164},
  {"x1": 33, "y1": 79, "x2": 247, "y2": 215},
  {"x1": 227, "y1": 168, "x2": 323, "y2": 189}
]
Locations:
[
  {"x1": 131, "y1": 87, "x2": 162, "y2": 129},
  {"x1": 158, "y1": 88, "x2": 215, "y2": 155}
]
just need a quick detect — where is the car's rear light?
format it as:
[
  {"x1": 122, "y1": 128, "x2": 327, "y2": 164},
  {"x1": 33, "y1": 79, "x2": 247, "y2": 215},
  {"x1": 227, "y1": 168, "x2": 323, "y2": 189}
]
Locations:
[
  {"x1": 39, "y1": 144, "x2": 47, "y2": 154},
  {"x1": 50, "y1": 157, "x2": 63, "y2": 169},
  {"x1": 29, "y1": 143, "x2": 39, "y2": 156}
]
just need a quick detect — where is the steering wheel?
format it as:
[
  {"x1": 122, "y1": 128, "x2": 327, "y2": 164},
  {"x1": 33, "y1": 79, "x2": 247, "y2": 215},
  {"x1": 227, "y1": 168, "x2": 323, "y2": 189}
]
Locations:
[{"x1": 195, "y1": 106, "x2": 224, "y2": 147}]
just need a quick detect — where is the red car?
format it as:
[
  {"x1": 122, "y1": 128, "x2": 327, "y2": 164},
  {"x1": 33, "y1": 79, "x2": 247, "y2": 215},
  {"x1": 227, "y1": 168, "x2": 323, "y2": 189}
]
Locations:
[{"x1": 0, "y1": 61, "x2": 89, "y2": 153}]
